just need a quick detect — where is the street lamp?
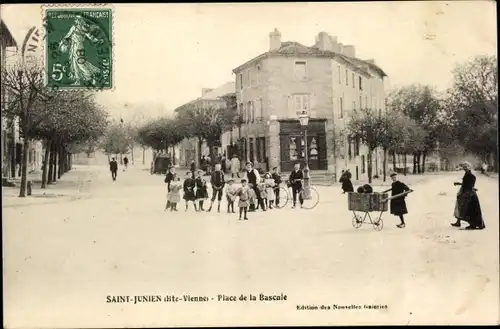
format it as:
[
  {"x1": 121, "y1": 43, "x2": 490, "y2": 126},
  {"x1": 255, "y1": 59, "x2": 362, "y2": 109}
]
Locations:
[{"x1": 298, "y1": 111, "x2": 311, "y2": 199}]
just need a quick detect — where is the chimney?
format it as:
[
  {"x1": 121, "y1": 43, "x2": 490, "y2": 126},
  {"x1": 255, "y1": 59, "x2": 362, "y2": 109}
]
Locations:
[
  {"x1": 343, "y1": 45, "x2": 356, "y2": 58},
  {"x1": 269, "y1": 28, "x2": 281, "y2": 51},
  {"x1": 202, "y1": 88, "x2": 213, "y2": 95}
]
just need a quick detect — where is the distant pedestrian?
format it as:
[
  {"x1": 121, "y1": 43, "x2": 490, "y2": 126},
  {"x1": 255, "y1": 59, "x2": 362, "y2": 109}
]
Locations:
[
  {"x1": 207, "y1": 163, "x2": 225, "y2": 212},
  {"x1": 167, "y1": 176, "x2": 182, "y2": 212},
  {"x1": 195, "y1": 170, "x2": 208, "y2": 211},
  {"x1": 183, "y1": 171, "x2": 197, "y2": 211},
  {"x1": 109, "y1": 157, "x2": 118, "y2": 181},
  {"x1": 451, "y1": 162, "x2": 485, "y2": 230},
  {"x1": 237, "y1": 179, "x2": 251, "y2": 220},
  {"x1": 231, "y1": 154, "x2": 240, "y2": 178},
  {"x1": 123, "y1": 156, "x2": 129, "y2": 171},
  {"x1": 480, "y1": 162, "x2": 488, "y2": 176}
]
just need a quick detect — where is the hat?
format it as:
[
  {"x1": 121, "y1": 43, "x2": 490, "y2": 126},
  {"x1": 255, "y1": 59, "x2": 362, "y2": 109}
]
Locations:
[
  {"x1": 460, "y1": 161, "x2": 472, "y2": 170},
  {"x1": 390, "y1": 172, "x2": 397, "y2": 177},
  {"x1": 272, "y1": 166, "x2": 278, "y2": 170},
  {"x1": 246, "y1": 161, "x2": 253, "y2": 166},
  {"x1": 241, "y1": 178, "x2": 247, "y2": 183}
]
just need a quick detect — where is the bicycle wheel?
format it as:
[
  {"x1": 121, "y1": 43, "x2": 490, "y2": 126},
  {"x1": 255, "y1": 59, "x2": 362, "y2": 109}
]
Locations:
[
  {"x1": 274, "y1": 186, "x2": 289, "y2": 209},
  {"x1": 300, "y1": 186, "x2": 319, "y2": 210}
]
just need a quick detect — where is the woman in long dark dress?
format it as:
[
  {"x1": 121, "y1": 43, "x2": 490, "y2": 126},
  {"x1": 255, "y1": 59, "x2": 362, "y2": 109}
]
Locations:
[
  {"x1": 451, "y1": 162, "x2": 485, "y2": 230},
  {"x1": 183, "y1": 171, "x2": 197, "y2": 211},
  {"x1": 339, "y1": 169, "x2": 354, "y2": 193}
]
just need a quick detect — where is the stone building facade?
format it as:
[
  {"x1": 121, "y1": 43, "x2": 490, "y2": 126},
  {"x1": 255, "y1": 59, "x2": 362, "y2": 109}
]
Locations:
[{"x1": 229, "y1": 29, "x2": 388, "y2": 177}]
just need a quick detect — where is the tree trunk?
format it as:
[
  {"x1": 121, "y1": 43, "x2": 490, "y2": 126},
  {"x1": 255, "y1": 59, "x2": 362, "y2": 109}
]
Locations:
[
  {"x1": 403, "y1": 153, "x2": 407, "y2": 176},
  {"x1": 367, "y1": 149, "x2": 373, "y2": 184},
  {"x1": 18, "y1": 137, "x2": 30, "y2": 197},
  {"x1": 383, "y1": 148, "x2": 387, "y2": 182},
  {"x1": 41, "y1": 139, "x2": 51, "y2": 188},
  {"x1": 52, "y1": 143, "x2": 58, "y2": 183},
  {"x1": 416, "y1": 152, "x2": 421, "y2": 174},
  {"x1": 142, "y1": 146, "x2": 145, "y2": 165},
  {"x1": 392, "y1": 151, "x2": 396, "y2": 171},
  {"x1": 197, "y1": 138, "x2": 203, "y2": 167},
  {"x1": 107, "y1": 154, "x2": 110, "y2": 162},
  {"x1": 131, "y1": 143, "x2": 134, "y2": 164},
  {"x1": 172, "y1": 146, "x2": 176, "y2": 165},
  {"x1": 57, "y1": 145, "x2": 63, "y2": 179},
  {"x1": 412, "y1": 153, "x2": 417, "y2": 174},
  {"x1": 422, "y1": 151, "x2": 427, "y2": 174},
  {"x1": 494, "y1": 150, "x2": 499, "y2": 173},
  {"x1": 48, "y1": 142, "x2": 55, "y2": 184}
]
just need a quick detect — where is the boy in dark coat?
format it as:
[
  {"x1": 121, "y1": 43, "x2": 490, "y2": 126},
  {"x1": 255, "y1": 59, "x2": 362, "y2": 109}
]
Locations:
[
  {"x1": 288, "y1": 162, "x2": 304, "y2": 208},
  {"x1": 383, "y1": 173, "x2": 412, "y2": 228},
  {"x1": 183, "y1": 171, "x2": 197, "y2": 211},
  {"x1": 109, "y1": 157, "x2": 118, "y2": 181},
  {"x1": 207, "y1": 163, "x2": 225, "y2": 212},
  {"x1": 164, "y1": 166, "x2": 176, "y2": 210},
  {"x1": 271, "y1": 167, "x2": 282, "y2": 207}
]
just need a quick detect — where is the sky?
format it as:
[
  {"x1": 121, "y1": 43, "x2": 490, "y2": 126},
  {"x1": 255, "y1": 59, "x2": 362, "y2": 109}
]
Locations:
[{"x1": 1, "y1": 2, "x2": 497, "y2": 120}]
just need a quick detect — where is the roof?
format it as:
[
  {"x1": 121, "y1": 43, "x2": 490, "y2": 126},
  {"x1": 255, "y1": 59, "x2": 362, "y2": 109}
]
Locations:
[
  {"x1": 232, "y1": 41, "x2": 387, "y2": 78},
  {"x1": 0, "y1": 20, "x2": 17, "y2": 48},
  {"x1": 174, "y1": 81, "x2": 235, "y2": 112}
]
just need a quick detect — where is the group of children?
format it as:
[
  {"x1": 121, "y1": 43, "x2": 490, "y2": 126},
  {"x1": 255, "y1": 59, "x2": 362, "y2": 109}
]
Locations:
[{"x1": 165, "y1": 163, "x2": 285, "y2": 221}]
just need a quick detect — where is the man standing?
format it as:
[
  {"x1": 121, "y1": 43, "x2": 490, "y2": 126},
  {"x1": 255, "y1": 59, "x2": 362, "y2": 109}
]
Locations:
[
  {"x1": 245, "y1": 162, "x2": 265, "y2": 212},
  {"x1": 109, "y1": 157, "x2": 118, "y2": 181},
  {"x1": 288, "y1": 162, "x2": 304, "y2": 208},
  {"x1": 207, "y1": 163, "x2": 225, "y2": 212}
]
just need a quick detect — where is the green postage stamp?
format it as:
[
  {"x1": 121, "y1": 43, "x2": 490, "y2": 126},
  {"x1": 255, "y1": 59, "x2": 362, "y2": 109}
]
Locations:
[{"x1": 45, "y1": 8, "x2": 113, "y2": 90}]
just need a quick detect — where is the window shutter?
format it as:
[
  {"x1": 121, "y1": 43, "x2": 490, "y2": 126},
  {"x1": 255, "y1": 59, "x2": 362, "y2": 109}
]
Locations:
[{"x1": 309, "y1": 94, "x2": 316, "y2": 117}]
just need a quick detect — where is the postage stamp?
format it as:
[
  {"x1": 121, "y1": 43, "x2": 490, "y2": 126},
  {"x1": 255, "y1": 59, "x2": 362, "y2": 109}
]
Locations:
[{"x1": 44, "y1": 7, "x2": 113, "y2": 90}]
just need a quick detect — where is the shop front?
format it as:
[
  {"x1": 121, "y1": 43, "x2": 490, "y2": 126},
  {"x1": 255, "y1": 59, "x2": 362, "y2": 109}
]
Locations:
[{"x1": 278, "y1": 119, "x2": 328, "y2": 172}]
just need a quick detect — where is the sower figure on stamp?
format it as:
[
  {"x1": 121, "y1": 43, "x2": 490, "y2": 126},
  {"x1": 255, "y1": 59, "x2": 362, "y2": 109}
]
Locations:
[
  {"x1": 288, "y1": 162, "x2": 304, "y2": 209},
  {"x1": 451, "y1": 162, "x2": 485, "y2": 230},
  {"x1": 194, "y1": 170, "x2": 208, "y2": 212},
  {"x1": 183, "y1": 171, "x2": 197, "y2": 211},
  {"x1": 225, "y1": 178, "x2": 237, "y2": 213},
  {"x1": 164, "y1": 165, "x2": 176, "y2": 210},
  {"x1": 382, "y1": 172, "x2": 413, "y2": 228},
  {"x1": 207, "y1": 163, "x2": 225, "y2": 213},
  {"x1": 109, "y1": 157, "x2": 118, "y2": 181}
]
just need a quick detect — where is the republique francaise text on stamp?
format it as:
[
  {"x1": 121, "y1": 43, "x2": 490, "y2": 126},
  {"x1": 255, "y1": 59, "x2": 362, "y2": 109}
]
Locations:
[{"x1": 44, "y1": 8, "x2": 113, "y2": 90}]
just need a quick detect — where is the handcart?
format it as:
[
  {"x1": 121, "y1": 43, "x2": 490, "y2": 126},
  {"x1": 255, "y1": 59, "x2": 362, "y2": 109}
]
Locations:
[{"x1": 348, "y1": 190, "x2": 413, "y2": 231}]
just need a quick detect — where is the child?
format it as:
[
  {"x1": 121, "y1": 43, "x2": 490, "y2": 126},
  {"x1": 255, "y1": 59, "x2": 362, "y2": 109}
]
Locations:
[
  {"x1": 194, "y1": 170, "x2": 208, "y2": 212},
  {"x1": 383, "y1": 173, "x2": 412, "y2": 228},
  {"x1": 207, "y1": 163, "x2": 225, "y2": 212},
  {"x1": 271, "y1": 167, "x2": 282, "y2": 207},
  {"x1": 237, "y1": 179, "x2": 251, "y2": 220},
  {"x1": 225, "y1": 178, "x2": 238, "y2": 213},
  {"x1": 168, "y1": 176, "x2": 182, "y2": 211},
  {"x1": 183, "y1": 171, "x2": 197, "y2": 211},
  {"x1": 258, "y1": 181, "x2": 267, "y2": 209},
  {"x1": 248, "y1": 183, "x2": 257, "y2": 211},
  {"x1": 288, "y1": 162, "x2": 304, "y2": 208},
  {"x1": 264, "y1": 173, "x2": 276, "y2": 209}
]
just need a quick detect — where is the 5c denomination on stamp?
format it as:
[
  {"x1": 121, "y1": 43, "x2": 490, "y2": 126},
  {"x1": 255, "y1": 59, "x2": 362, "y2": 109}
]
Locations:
[{"x1": 44, "y1": 8, "x2": 113, "y2": 90}]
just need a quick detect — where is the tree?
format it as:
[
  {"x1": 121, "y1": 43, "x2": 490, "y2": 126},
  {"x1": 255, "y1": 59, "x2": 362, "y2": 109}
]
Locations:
[
  {"x1": 2, "y1": 62, "x2": 51, "y2": 197},
  {"x1": 347, "y1": 108, "x2": 387, "y2": 183},
  {"x1": 386, "y1": 84, "x2": 442, "y2": 173},
  {"x1": 447, "y1": 55, "x2": 498, "y2": 170},
  {"x1": 176, "y1": 106, "x2": 236, "y2": 166},
  {"x1": 100, "y1": 121, "x2": 133, "y2": 159}
]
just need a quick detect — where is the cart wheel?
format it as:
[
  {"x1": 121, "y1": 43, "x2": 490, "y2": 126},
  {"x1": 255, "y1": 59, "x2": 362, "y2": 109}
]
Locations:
[
  {"x1": 373, "y1": 219, "x2": 384, "y2": 231},
  {"x1": 301, "y1": 186, "x2": 319, "y2": 210},
  {"x1": 274, "y1": 186, "x2": 289, "y2": 209},
  {"x1": 352, "y1": 215, "x2": 363, "y2": 228}
]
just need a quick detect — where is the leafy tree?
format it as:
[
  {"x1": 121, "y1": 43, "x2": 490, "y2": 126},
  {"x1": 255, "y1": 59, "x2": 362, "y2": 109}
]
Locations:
[
  {"x1": 447, "y1": 55, "x2": 498, "y2": 170},
  {"x1": 386, "y1": 84, "x2": 442, "y2": 173}
]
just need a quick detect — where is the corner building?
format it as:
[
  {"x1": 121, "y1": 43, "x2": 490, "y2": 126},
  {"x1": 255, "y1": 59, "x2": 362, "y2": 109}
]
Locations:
[{"x1": 231, "y1": 29, "x2": 387, "y2": 177}]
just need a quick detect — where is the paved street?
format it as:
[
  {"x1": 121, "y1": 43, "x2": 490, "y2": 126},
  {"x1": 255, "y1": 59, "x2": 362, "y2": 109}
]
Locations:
[{"x1": 3, "y1": 166, "x2": 499, "y2": 327}]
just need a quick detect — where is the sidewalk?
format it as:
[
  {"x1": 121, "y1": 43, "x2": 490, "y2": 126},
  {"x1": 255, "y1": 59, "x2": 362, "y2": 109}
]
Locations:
[{"x1": 2, "y1": 166, "x2": 96, "y2": 208}]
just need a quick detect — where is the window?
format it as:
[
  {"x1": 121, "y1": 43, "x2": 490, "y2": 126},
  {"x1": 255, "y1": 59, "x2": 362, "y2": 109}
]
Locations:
[
  {"x1": 239, "y1": 103, "x2": 244, "y2": 122},
  {"x1": 338, "y1": 65, "x2": 341, "y2": 84},
  {"x1": 248, "y1": 101, "x2": 253, "y2": 122},
  {"x1": 239, "y1": 74, "x2": 243, "y2": 90},
  {"x1": 294, "y1": 61, "x2": 307, "y2": 80},
  {"x1": 352, "y1": 73, "x2": 355, "y2": 88},
  {"x1": 359, "y1": 96, "x2": 362, "y2": 109},
  {"x1": 255, "y1": 98, "x2": 263, "y2": 121},
  {"x1": 339, "y1": 97, "x2": 344, "y2": 118},
  {"x1": 359, "y1": 76, "x2": 363, "y2": 90},
  {"x1": 355, "y1": 137, "x2": 360, "y2": 156},
  {"x1": 256, "y1": 137, "x2": 266, "y2": 163},
  {"x1": 345, "y1": 69, "x2": 348, "y2": 86},
  {"x1": 365, "y1": 95, "x2": 368, "y2": 109},
  {"x1": 293, "y1": 94, "x2": 310, "y2": 115},
  {"x1": 361, "y1": 154, "x2": 366, "y2": 173},
  {"x1": 249, "y1": 137, "x2": 254, "y2": 163},
  {"x1": 248, "y1": 69, "x2": 252, "y2": 86}
]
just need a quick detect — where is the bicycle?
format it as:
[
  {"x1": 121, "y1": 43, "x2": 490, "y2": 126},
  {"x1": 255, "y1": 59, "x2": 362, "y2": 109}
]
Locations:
[{"x1": 275, "y1": 178, "x2": 320, "y2": 210}]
